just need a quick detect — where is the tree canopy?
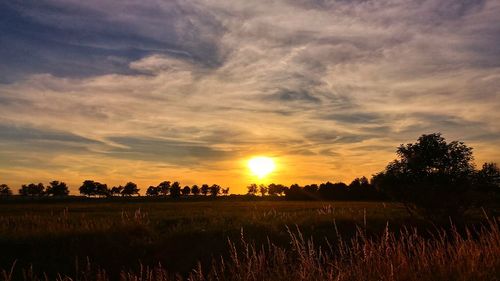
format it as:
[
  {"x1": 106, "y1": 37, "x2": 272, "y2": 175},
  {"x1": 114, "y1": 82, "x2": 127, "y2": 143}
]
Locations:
[
  {"x1": 79, "y1": 180, "x2": 109, "y2": 197},
  {"x1": 373, "y1": 133, "x2": 499, "y2": 220},
  {"x1": 0, "y1": 184, "x2": 12, "y2": 196},
  {"x1": 122, "y1": 182, "x2": 140, "y2": 196},
  {"x1": 46, "y1": 181, "x2": 69, "y2": 196},
  {"x1": 19, "y1": 183, "x2": 45, "y2": 196}
]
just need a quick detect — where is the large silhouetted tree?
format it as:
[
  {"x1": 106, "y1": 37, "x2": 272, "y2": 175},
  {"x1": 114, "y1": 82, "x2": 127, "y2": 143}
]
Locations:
[
  {"x1": 200, "y1": 184, "x2": 210, "y2": 196},
  {"x1": 79, "y1": 180, "x2": 94, "y2": 197},
  {"x1": 146, "y1": 185, "x2": 160, "y2": 196},
  {"x1": 182, "y1": 185, "x2": 191, "y2": 196},
  {"x1": 121, "y1": 182, "x2": 139, "y2": 196},
  {"x1": 191, "y1": 185, "x2": 200, "y2": 196},
  {"x1": 259, "y1": 184, "x2": 268, "y2": 197},
  {"x1": 268, "y1": 183, "x2": 278, "y2": 196},
  {"x1": 96, "y1": 183, "x2": 109, "y2": 197},
  {"x1": 373, "y1": 133, "x2": 493, "y2": 220},
  {"x1": 19, "y1": 183, "x2": 45, "y2": 196},
  {"x1": 247, "y1": 184, "x2": 258, "y2": 195},
  {"x1": 110, "y1": 186, "x2": 124, "y2": 196},
  {"x1": 268, "y1": 183, "x2": 287, "y2": 196},
  {"x1": 46, "y1": 181, "x2": 69, "y2": 196},
  {"x1": 158, "y1": 181, "x2": 171, "y2": 196},
  {"x1": 209, "y1": 184, "x2": 221, "y2": 197},
  {"x1": 170, "y1": 182, "x2": 181, "y2": 198},
  {"x1": 0, "y1": 184, "x2": 12, "y2": 196},
  {"x1": 79, "y1": 180, "x2": 109, "y2": 197}
]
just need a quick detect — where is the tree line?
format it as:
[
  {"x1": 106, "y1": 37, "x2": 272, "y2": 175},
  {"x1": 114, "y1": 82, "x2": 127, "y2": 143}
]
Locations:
[
  {"x1": 0, "y1": 181, "x2": 70, "y2": 197},
  {"x1": 246, "y1": 177, "x2": 383, "y2": 200},
  {"x1": 1, "y1": 133, "x2": 499, "y2": 221},
  {"x1": 0, "y1": 180, "x2": 230, "y2": 198}
]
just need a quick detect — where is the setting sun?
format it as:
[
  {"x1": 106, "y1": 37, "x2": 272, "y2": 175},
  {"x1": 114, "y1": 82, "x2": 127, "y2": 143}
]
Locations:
[{"x1": 248, "y1": 156, "x2": 276, "y2": 178}]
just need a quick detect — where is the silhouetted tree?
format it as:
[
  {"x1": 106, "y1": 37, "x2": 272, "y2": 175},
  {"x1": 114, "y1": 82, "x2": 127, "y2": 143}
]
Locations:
[
  {"x1": 209, "y1": 184, "x2": 221, "y2": 197},
  {"x1": 182, "y1": 185, "x2": 191, "y2": 196},
  {"x1": 285, "y1": 183, "x2": 307, "y2": 199},
  {"x1": 146, "y1": 185, "x2": 160, "y2": 196},
  {"x1": 247, "y1": 183, "x2": 258, "y2": 195},
  {"x1": 0, "y1": 184, "x2": 12, "y2": 196},
  {"x1": 121, "y1": 182, "x2": 139, "y2": 196},
  {"x1": 201, "y1": 184, "x2": 210, "y2": 196},
  {"x1": 348, "y1": 177, "x2": 379, "y2": 200},
  {"x1": 46, "y1": 181, "x2": 69, "y2": 196},
  {"x1": 79, "y1": 180, "x2": 94, "y2": 197},
  {"x1": 191, "y1": 185, "x2": 200, "y2": 196},
  {"x1": 268, "y1": 183, "x2": 278, "y2": 196},
  {"x1": 110, "y1": 186, "x2": 124, "y2": 196},
  {"x1": 474, "y1": 162, "x2": 500, "y2": 204},
  {"x1": 158, "y1": 181, "x2": 171, "y2": 196},
  {"x1": 79, "y1": 180, "x2": 109, "y2": 197},
  {"x1": 318, "y1": 182, "x2": 348, "y2": 200},
  {"x1": 95, "y1": 182, "x2": 109, "y2": 197},
  {"x1": 373, "y1": 133, "x2": 479, "y2": 220},
  {"x1": 475, "y1": 163, "x2": 500, "y2": 190},
  {"x1": 222, "y1": 187, "x2": 230, "y2": 196},
  {"x1": 304, "y1": 184, "x2": 319, "y2": 194},
  {"x1": 19, "y1": 183, "x2": 45, "y2": 196},
  {"x1": 268, "y1": 183, "x2": 287, "y2": 196},
  {"x1": 259, "y1": 184, "x2": 268, "y2": 196},
  {"x1": 170, "y1": 181, "x2": 181, "y2": 198}
]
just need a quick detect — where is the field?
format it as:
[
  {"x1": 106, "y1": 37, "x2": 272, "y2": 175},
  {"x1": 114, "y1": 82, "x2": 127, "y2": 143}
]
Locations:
[{"x1": 0, "y1": 197, "x2": 499, "y2": 281}]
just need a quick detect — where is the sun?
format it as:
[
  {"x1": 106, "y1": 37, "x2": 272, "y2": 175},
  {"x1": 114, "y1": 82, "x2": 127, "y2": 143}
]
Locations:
[{"x1": 248, "y1": 156, "x2": 276, "y2": 178}]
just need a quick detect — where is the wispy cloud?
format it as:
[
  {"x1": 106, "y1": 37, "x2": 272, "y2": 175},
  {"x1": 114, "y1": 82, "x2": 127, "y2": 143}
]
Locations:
[{"x1": 0, "y1": 0, "x2": 499, "y2": 192}]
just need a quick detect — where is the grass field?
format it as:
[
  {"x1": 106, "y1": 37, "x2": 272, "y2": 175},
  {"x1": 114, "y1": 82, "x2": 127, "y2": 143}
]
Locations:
[{"x1": 0, "y1": 198, "x2": 499, "y2": 280}]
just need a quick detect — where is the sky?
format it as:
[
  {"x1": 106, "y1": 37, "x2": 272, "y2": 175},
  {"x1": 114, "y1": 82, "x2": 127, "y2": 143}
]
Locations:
[{"x1": 0, "y1": 0, "x2": 499, "y2": 194}]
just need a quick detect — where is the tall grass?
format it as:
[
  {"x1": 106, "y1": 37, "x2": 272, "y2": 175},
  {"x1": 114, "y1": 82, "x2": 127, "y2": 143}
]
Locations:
[
  {"x1": 0, "y1": 208, "x2": 149, "y2": 238},
  {"x1": 2, "y1": 218, "x2": 499, "y2": 281}
]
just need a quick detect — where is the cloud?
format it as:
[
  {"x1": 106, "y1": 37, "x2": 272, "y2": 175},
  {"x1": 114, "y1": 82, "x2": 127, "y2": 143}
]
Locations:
[
  {"x1": 0, "y1": 124, "x2": 98, "y2": 144},
  {"x1": 0, "y1": 124, "x2": 104, "y2": 173},
  {"x1": 105, "y1": 136, "x2": 231, "y2": 165},
  {"x1": 263, "y1": 89, "x2": 322, "y2": 104},
  {"x1": 320, "y1": 113, "x2": 382, "y2": 124},
  {"x1": 0, "y1": 0, "x2": 225, "y2": 82},
  {"x1": 0, "y1": 0, "x2": 499, "y2": 192}
]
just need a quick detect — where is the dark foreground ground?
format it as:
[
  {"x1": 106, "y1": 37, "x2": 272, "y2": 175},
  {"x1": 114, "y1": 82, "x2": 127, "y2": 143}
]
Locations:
[{"x1": 0, "y1": 197, "x2": 499, "y2": 280}]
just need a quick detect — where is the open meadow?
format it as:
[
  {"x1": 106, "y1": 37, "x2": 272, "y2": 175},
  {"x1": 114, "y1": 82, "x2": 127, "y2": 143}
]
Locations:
[
  {"x1": 2, "y1": 0, "x2": 500, "y2": 279},
  {"x1": 1, "y1": 198, "x2": 499, "y2": 281}
]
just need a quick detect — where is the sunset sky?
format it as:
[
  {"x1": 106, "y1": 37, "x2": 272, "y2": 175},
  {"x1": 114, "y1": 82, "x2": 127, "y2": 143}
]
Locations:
[{"x1": 1, "y1": 0, "x2": 499, "y2": 193}]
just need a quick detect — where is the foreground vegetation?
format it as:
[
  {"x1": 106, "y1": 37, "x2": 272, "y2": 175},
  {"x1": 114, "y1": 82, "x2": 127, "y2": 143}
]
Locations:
[{"x1": 0, "y1": 199, "x2": 499, "y2": 280}]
